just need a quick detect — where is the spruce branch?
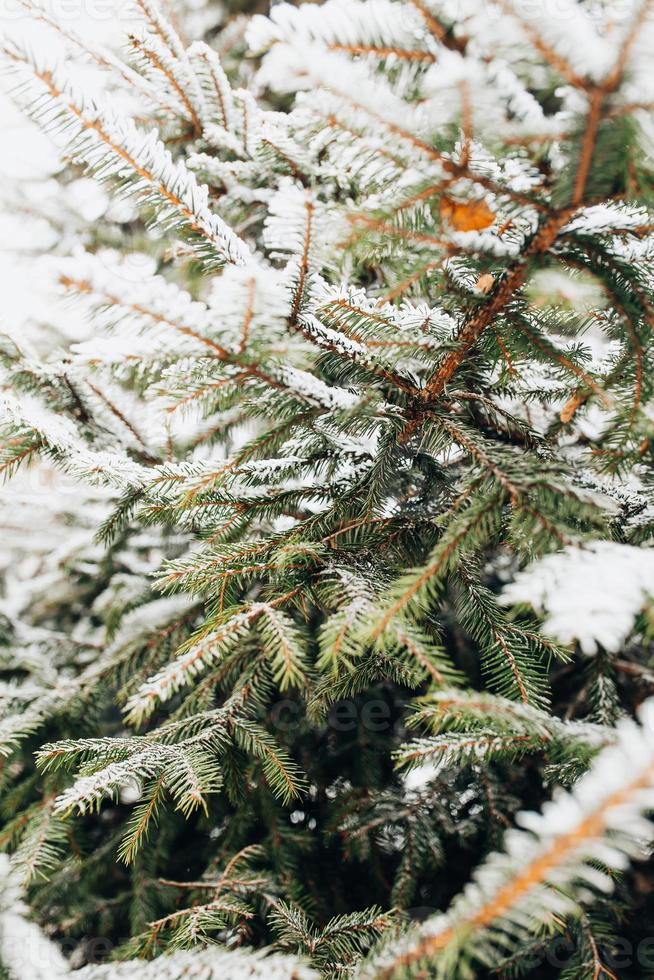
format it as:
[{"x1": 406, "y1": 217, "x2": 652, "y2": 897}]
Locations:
[
  {"x1": 2, "y1": 41, "x2": 250, "y2": 266},
  {"x1": 363, "y1": 698, "x2": 654, "y2": 978},
  {"x1": 2, "y1": 0, "x2": 654, "y2": 971}
]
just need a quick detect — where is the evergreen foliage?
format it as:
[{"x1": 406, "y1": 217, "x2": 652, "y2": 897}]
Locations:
[{"x1": 2, "y1": 0, "x2": 654, "y2": 977}]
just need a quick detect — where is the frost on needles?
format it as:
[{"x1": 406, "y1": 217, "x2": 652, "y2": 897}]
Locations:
[{"x1": 1, "y1": 0, "x2": 654, "y2": 977}]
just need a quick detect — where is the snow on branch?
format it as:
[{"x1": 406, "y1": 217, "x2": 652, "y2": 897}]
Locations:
[
  {"x1": 60, "y1": 251, "x2": 357, "y2": 410},
  {"x1": 188, "y1": 40, "x2": 235, "y2": 134},
  {"x1": 0, "y1": 854, "x2": 316, "y2": 979},
  {"x1": 0, "y1": 856, "x2": 69, "y2": 979},
  {"x1": 501, "y1": 541, "x2": 654, "y2": 655},
  {"x1": 123, "y1": 606, "x2": 259, "y2": 723},
  {"x1": 61, "y1": 251, "x2": 289, "y2": 368},
  {"x1": 59, "y1": 251, "x2": 220, "y2": 361},
  {"x1": 15, "y1": 0, "x2": 163, "y2": 110},
  {"x1": 248, "y1": 0, "x2": 431, "y2": 60},
  {"x1": 251, "y1": 34, "x2": 426, "y2": 138},
  {"x1": 127, "y1": 27, "x2": 204, "y2": 137},
  {"x1": 263, "y1": 181, "x2": 345, "y2": 275},
  {"x1": 131, "y1": 0, "x2": 189, "y2": 67},
  {"x1": 398, "y1": 688, "x2": 609, "y2": 789},
  {"x1": 498, "y1": 0, "x2": 617, "y2": 83},
  {"x1": 362, "y1": 696, "x2": 654, "y2": 977},
  {"x1": 1, "y1": 40, "x2": 250, "y2": 267},
  {"x1": 78, "y1": 946, "x2": 318, "y2": 979}
]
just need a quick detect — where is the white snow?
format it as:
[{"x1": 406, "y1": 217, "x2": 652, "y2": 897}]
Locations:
[{"x1": 502, "y1": 542, "x2": 654, "y2": 654}]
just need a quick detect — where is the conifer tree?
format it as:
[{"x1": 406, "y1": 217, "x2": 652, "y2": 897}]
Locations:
[{"x1": 2, "y1": 0, "x2": 654, "y2": 977}]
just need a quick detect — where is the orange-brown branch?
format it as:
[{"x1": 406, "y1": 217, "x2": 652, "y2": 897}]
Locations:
[
  {"x1": 329, "y1": 43, "x2": 436, "y2": 62},
  {"x1": 422, "y1": 210, "x2": 574, "y2": 399},
  {"x1": 572, "y1": 89, "x2": 604, "y2": 205},
  {"x1": 409, "y1": 0, "x2": 468, "y2": 53}
]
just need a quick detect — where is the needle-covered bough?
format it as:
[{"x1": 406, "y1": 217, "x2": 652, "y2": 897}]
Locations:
[{"x1": 2, "y1": 0, "x2": 654, "y2": 976}]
